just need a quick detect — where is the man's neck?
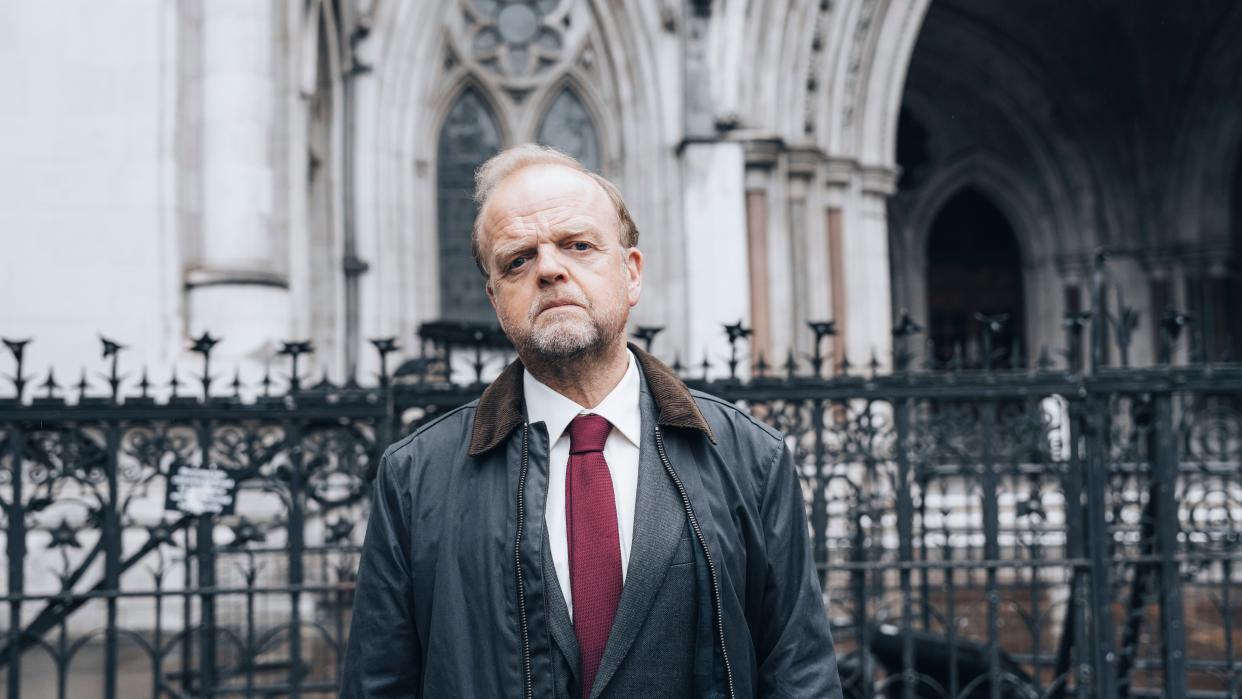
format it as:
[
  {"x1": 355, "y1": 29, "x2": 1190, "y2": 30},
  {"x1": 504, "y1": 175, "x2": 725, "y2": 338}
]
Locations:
[{"x1": 520, "y1": 339, "x2": 629, "y2": 409}]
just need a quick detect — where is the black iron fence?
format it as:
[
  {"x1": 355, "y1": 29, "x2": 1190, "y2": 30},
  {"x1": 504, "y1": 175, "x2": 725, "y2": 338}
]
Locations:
[{"x1": 1, "y1": 258, "x2": 1240, "y2": 698}]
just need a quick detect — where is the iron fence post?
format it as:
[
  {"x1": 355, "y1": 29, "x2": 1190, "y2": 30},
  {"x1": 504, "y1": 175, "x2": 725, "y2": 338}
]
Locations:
[
  {"x1": 1084, "y1": 393, "x2": 1118, "y2": 698},
  {"x1": 288, "y1": 418, "x2": 306, "y2": 698},
  {"x1": 1090, "y1": 252, "x2": 1107, "y2": 373},
  {"x1": 196, "y1": 420, "x2": 217, "y2": 696},
  {"x1": 894, "y1": 397, "x2": 915, "y2": 699},
  {"x1": 103, "y1": 423, "x2": 121, "y2": 699},
  {"x1": 980, "y1": 400, "x2": 1002, "y2": 699},
  {"x1": 1055, "y1": 398, "x2": 1091, "y2": 698},
  {"x1": 1153, "y1": 392, "x2": 1188, "y2": 698},
  {"x1": 851, "y1": 493, "x2": 873, "y2": 699},
  {"x1": 811, "y1": 398, "x2": 827, "y2": 582},
  {"x1": 5, "y1": 428, "x2": 24, "y2": 699},
  {"x1": 1063, "y1": 399, "x2": 1092, "y2": 699}
]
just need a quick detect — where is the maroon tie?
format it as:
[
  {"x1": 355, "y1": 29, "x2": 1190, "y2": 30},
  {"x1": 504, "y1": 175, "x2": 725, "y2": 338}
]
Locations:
[{"x1": 565, "y1": 414, "x2": 622, "y2": 698}]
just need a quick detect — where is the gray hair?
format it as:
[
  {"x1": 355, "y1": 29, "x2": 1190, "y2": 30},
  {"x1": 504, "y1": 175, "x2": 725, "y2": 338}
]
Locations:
[{"x1": 470, "y1": 143, "x2": 639, "y2": 277}]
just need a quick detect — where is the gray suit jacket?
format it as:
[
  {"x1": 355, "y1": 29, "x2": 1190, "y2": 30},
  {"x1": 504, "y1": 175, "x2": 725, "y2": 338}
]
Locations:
[{"x1": 539, "y1": 379, "x2": 698, "y2": 698}]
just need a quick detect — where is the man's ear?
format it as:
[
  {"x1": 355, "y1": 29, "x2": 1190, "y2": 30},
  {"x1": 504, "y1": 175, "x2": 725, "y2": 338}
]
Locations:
[
  {"x1": 625, "y1": 247, "x2": 643, "y2": 307},
  {"x1": 485, "y1": 278, "x2": 496, "y2": 309}
]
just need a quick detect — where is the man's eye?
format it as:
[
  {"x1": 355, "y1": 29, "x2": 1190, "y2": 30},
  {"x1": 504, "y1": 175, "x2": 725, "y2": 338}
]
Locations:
[
  {"x1": 571, "y1": 242, "x2": 590, "y2": 251},
  {"x1": 508, "y1": 256, "x2": 528, "y2": 271}
]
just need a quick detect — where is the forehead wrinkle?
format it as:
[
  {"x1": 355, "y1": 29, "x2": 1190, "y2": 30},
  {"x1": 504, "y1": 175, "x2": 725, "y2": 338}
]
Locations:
[
  {"x1": 490, "y1": 218, "x2": 601, "y2": 264},
  {"x1": 492, "y1": 205, "x2": 602, "y2": 240},
  {"x1": 479, "y1": 166, "x2": 617, "y2": 259}
]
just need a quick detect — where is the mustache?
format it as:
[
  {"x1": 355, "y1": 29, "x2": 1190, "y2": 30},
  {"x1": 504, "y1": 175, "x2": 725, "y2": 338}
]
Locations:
[{"x1": 530, "y1": 293, "x2": 589, "y2": 317}]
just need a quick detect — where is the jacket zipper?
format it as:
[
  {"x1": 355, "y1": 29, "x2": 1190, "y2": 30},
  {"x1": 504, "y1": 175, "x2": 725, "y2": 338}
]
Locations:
[
  {"x1": 514, "y1": 423, "x2": 534, "y2": 699},
  {"x1": 654, "y1": 426, "x2": 736, "y2": 699}
]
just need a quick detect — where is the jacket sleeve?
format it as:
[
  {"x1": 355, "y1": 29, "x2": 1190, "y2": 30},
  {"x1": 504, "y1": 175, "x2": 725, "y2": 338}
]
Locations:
[
  {"x1": 340, "y1": 452, "x2": 421, "y2": 698},
  {"x1": 755, "y1": 443, "x2": 843, "y2": 698}
]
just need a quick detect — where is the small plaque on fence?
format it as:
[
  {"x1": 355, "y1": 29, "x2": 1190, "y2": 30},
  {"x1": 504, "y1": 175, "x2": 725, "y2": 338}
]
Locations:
[{"x1": 166, "y1": 464, "x2": 237, "y2": 516}]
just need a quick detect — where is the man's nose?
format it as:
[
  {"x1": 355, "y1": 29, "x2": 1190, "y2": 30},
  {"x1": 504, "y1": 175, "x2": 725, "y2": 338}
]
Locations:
[{"x1": 534, "y1": 244, "x2": 568, "y2": 284}]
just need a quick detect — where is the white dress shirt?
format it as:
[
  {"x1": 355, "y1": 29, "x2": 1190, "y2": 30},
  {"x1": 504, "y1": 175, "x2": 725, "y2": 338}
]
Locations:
[{"x1": 523, "y1": 350, "x2": 641, "y2": 621}]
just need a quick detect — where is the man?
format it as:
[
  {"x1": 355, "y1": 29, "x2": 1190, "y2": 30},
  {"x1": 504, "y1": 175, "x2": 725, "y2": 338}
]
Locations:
[{"x1": 341, "y1": 144, "x2": 841, "y2": 698}]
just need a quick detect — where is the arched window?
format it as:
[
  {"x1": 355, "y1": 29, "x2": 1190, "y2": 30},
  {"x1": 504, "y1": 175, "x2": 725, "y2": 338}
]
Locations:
[
  {"x1": 926, "y1": 188, "x2": 1025, "y2": 368},
  {"x1": 437, "y1": 89, "x2": 502, "y2": 322},
  {"x1": 537, "y1": 87, "x2": 600, "y2": 172}
]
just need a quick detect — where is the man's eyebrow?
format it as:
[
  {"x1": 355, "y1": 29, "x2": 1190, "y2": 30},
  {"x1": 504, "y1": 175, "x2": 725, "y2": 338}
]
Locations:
[
  {"x1": 490, "y1": 218, "x2": 604, "y2": 263},
  {"x1": 492, "y1": 241, "x2": 532, "y2": 261}
]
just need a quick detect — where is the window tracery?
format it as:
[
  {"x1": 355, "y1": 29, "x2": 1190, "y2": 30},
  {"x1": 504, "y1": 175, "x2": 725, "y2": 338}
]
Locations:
[
  {"x1": 437, "y1": 89, "x2": 502, "y2": 322},
  {"x1": 434, "y1": 0, "x2": 611, "y2": 322},
  {"x1": 463, "y1": 0, "x2": 570, "y2": 82},
  {"x1": 537, "y1": 87, "x2": 600, "y2": 171}
]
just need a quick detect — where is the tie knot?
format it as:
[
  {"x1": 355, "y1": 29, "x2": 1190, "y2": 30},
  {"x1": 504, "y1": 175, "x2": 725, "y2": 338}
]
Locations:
[{"x1": 568, "y1": 414, "x2": 611, "y2": 454}]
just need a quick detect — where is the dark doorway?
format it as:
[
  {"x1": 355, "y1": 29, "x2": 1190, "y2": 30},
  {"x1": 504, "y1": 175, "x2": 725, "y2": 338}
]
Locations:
[{"x1": 926, "y1": 188, "x2": 1026, "y2": 368}]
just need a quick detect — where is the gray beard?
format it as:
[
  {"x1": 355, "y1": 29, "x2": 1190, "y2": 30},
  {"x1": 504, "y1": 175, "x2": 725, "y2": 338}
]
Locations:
[
  {"x1": 527, "y1": 321, "x2": 604, "y2": 358},
  {"x1": 506, "y1": 302, "x2": 626, "y2": 367},
  {"x1": 512, "y1": 313, "x2": 609, "y2": 361}
]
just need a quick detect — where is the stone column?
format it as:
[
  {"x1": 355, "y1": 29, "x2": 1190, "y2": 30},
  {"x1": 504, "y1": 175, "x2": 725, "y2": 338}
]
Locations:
[
  {"x1": 840, "y1": 166, "x2": 898, "y2": 370},
  {"x1": 744, "y1": 140, "x2": 779, "y2": 363},
  {"x1": 826, "y1": 206, "x2": 846, "y2": 372},
  {"x1": 789, "y1": 147, "x2": 832, "y2": 361},
  {"x1": 185, "y1": 0, "x2": 290, "y2": 357},
  {"x1": 679, "y1": 0, "x2": 749, "y2": 374},
  {"x1": 786, "y1": 163, "x2": 814, "y2": 359},
  {"x1": 681, "y1": 141, "x2": 750, "y2": 374}
]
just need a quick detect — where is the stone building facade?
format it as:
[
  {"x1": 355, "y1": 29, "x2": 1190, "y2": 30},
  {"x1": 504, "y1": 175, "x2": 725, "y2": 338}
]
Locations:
[{"x1": 3, "y1": 0, "x2": 1241, "y2": 383}]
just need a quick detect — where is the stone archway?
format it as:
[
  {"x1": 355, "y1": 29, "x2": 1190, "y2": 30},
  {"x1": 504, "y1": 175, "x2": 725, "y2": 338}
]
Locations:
[{"x1": 887, "y1": 0, "x2": 1242, "y2": 366}]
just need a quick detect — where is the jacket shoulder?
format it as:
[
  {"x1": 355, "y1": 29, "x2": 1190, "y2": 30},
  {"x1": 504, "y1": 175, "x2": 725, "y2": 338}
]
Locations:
[
  {"x1": 686, "y1": 388, "x2": 789, "y2": 504},
  {"x1": 688, "y1": 388, "x2": 784, "y2": 445},
  {"x1": 380, "y1": 399, "x2": 479, "y2": 464}
]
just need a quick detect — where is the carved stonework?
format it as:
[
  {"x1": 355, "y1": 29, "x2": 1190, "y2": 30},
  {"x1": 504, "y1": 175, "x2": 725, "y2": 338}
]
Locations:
[
  {"x1": 803, "y1": 1, "x2": 832, "y2": 136},
  {"x1": 459, "y1": 0, "x2": 577, "y2": 87},
  {"x1": 841, "y1": 0, "x2": 879, "y2": 132},
  {"x1": 537, "y1": 88, "x2": 600, "y2": 171},
  {"x1": 433, "y1": 0, "x2": 612, "y2": 322}
]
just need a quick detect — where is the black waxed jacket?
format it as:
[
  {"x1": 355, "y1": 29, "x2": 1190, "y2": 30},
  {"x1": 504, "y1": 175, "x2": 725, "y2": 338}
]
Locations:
[{"x1": 340, "y1": 344, "x2": 842, "y2": 698}]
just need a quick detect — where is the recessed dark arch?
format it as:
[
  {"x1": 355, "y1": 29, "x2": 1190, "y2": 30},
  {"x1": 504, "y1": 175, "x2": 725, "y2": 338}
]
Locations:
[
  {"x1": 436, "y1": 87, "x2": 502, "y2": 322},
  {"x1": 926, "y1": 187, "x2": 1026, "y2": 368},
  {"x1": 896, "y1": 107, "x2": 931, "y2": 190}
]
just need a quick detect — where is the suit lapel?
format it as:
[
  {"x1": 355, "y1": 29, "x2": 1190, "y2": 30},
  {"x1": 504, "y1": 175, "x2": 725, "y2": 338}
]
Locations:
[
  {"x1": 589, "y1": 381, "x2": 687, "y2": 699},
  {"x1": 541, "y1": 525, "x2": 579, "y2": 682}
]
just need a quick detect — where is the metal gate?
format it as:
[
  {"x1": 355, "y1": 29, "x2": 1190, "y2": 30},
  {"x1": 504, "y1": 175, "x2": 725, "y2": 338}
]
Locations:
[{"x1": 1, "y1": 260, "x2": 1239, "y2": 697}]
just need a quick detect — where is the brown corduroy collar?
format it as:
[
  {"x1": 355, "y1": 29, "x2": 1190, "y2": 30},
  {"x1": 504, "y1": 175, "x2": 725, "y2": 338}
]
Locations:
[{"x1": 467, "y1": 343, "x2": 716, "y2": 456}]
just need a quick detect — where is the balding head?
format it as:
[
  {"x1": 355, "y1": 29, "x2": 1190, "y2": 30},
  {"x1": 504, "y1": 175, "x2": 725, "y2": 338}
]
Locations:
[{"x1": 471, "y1": 144, "x2": 639, "y2": 278}]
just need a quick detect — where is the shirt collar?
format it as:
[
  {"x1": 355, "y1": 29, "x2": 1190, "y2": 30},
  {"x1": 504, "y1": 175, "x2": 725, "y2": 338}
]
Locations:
[{"x1": 522, "y1": 349, "x2": 641, "y2": 447}]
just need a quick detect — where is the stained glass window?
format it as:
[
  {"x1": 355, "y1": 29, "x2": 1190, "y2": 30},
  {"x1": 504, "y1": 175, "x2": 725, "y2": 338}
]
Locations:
[
  {"x1": 437, "y1": 89, "x2": 502, "y2": 322},
  {"x1": 537, "y1": 87, "x2": 600, "y2": 172}
]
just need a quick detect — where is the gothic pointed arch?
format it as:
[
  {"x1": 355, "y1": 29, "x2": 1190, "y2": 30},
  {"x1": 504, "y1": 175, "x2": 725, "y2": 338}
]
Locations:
[
  {"x1": 535, "y1": 84, "x2": 600, "y2": 172},
  {"x1": 363, "y1": 0, "x2": 675, "y2": 366},
  {"x1": 436, "y1": 86, "x2": 503, "y2": 322},
  {"x1": 925, "y1": 187, "x2": 1026, "y2": 368}
]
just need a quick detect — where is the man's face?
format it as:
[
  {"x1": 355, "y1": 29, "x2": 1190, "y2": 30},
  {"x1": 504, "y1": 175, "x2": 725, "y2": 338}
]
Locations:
[{"x1": 480, "y1": 164, "x2": 643, "y2": 361}]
